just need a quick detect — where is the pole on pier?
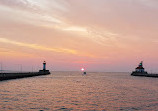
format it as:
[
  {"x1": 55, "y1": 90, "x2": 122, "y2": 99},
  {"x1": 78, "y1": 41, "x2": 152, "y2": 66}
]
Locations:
[
  {"x1": 20, "y1": 64, "x2": 22, "y2": 73},
  {"x1": 0, "y1": 62, "x2": 2, "y2": 74}
]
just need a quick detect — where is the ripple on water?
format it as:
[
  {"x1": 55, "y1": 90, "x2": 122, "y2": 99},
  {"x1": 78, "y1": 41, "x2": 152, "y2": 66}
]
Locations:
[
  {"x1": 29, "y1": 107, "x2": 50, "y2": 111},
  {"x1": 58, "y1": 107, "x2": 73, "y2": 111},
  {"x1": 0, "y1": 72, "x2": 158, "y2": 110}
]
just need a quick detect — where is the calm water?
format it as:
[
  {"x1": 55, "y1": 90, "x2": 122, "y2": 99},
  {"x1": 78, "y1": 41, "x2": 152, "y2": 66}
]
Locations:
[{"x1": 0, "y1": 72, "x2": 158, "y2": 111}]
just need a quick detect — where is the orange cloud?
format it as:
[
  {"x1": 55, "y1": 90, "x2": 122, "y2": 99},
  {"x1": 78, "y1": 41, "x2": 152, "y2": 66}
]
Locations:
[{"x1": 0, "y1": 38, "x2": 95, "y2": 58}]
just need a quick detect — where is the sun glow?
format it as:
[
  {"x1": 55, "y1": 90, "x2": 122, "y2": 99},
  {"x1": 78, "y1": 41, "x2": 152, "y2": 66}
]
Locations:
[{"x1": 81, "y1": 68, "x2": 85, "y2": 71}]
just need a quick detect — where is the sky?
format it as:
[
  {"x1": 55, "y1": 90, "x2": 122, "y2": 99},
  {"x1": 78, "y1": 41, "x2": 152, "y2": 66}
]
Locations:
[{"x1": 0, "y1": 0, "x2": 158, "y2": 72}]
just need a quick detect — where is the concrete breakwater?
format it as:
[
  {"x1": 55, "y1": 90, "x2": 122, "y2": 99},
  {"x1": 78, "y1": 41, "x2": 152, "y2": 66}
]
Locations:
[
  {"x1": 131, "y1": 72, "x2": 158, "y2": 78},
  {"x1": 0, "y1": 70, "x2": 50, "y2": 81},
  {"x1": 0, "y1": 61, "x2": 50, "y2": 81},
  {"x1": 131, "y1": 61, "x2": 158, "y2": 78}
]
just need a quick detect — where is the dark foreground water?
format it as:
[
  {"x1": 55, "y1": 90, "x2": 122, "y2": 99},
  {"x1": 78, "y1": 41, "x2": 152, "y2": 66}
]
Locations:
[{"x1": 0, "y1": 72, "x2": 158, "y2": 111}]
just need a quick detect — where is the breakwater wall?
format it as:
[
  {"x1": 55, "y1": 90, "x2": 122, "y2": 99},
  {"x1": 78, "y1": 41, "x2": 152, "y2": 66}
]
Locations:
[
  {"x1": 0, "y1": 70, "x2": 50, "y2": 81},
  {"x1": 131, "y1": 72, "x2": 158, "y2": 78}
]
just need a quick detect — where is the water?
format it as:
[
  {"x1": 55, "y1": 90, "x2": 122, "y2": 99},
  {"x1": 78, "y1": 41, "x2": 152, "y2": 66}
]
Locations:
[{"x1": 0, "y1": 72, "x2": 158, "y2": 111}]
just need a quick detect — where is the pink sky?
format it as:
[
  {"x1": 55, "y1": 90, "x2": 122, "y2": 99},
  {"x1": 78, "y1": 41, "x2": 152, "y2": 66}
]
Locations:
[{"x1": 0, "y1": 0, "x2": 158, "y2": 72}]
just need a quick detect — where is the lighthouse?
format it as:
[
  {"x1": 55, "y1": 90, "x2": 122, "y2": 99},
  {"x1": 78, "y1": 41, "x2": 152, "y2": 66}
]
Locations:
[
  {"x1": 131, "y1": 61, "x2": 148, "y2": 76},
  {"x1": 135, "y1": 61, "x2": 145, "y2": 72},
  {"x1": 39, "y1": 61, "x2": 50, "y2": 74},
  {"x1": 43, "y1": 61, "x2": 46, "y2": 71}
]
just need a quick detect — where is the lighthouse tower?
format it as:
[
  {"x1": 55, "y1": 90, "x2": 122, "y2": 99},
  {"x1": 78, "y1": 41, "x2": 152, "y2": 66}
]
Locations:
[
  {"x1": 38, "y1": 61, "x2": 50, "y2": 74},
  {"x1": 135, "y1": 61, "x2": 145, "y2": 72},
  {"x1": 43, "y1": 61, "x2": 46, "y2": 71}
]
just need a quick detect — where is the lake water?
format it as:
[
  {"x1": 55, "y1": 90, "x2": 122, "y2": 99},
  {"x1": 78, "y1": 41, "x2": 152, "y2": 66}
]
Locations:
[{"x1": 0, "y1": 72, "x2": 158, "y2": 111}]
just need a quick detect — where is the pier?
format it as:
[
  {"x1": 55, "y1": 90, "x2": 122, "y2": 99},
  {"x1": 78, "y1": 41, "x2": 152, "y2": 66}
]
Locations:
[
  {"x1": 0, "y1": 61, "x2": 50, "y2": 81},
  {"x1": 131, "y1": 61, "x2": 158, "y2": 78}
]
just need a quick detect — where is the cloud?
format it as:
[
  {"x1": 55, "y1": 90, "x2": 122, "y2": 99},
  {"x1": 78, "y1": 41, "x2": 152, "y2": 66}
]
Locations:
[
  {"x1": 0, "y1": 37, "x2": 76, "y2": 54},
  {"x1": 1, "y1": 0, "x2": 158, "y2": 45},
  {"x1": 63, "y1": 26, "x2": 87, "y2": 32},
  {"x1": 0, "y1": 0, "x2": 63, "y2": 26},
  {"x1": 86, "y1": 27, "x2": 119, "y2": 46},
  {"x1": 1, "y1": 0, "x2": 158, "y2": 71},
  {"x1": 138, "y1": 0, "x2": 158, "y2": 8},
  {"x1": 0, "y1": 38, "x2": 95, "y2": 57},
  {"x1": 0, "y1": 0, "x2": 34, "y2": 11}
]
